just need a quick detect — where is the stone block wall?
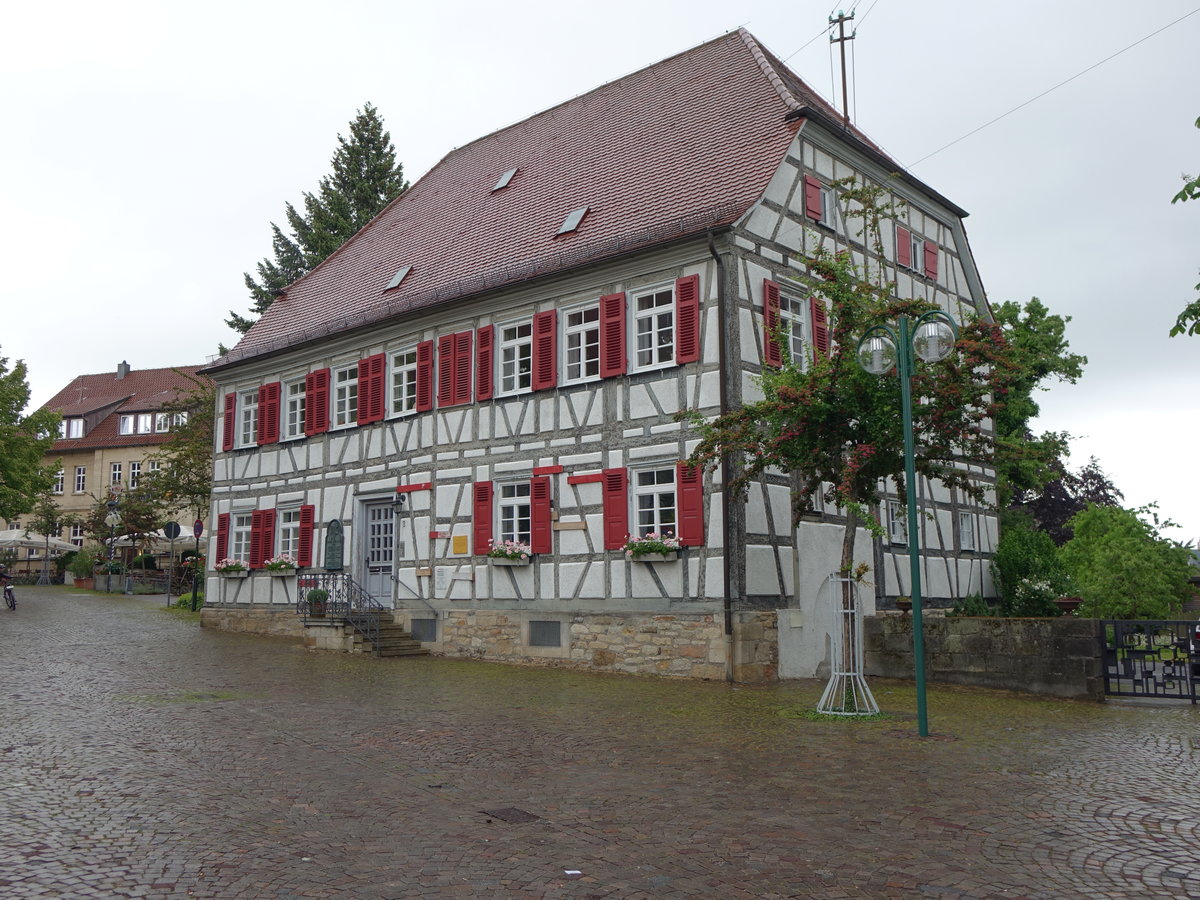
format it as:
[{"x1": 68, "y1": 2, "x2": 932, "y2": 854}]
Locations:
[
  {"x1": 200, "y1": 606, "x2": 306, "y2": 641},
  {"x1": 864, "y1": 614, "x2": 1104, "y2": 700}
]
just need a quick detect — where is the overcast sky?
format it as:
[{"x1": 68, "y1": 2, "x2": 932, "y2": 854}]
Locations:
[{"x1": 4, "y1": 1, "x2": 1198, "y2": 536}]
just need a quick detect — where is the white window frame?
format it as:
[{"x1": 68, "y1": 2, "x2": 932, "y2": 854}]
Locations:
[
  {"x1": 148, "y1": 459, "x2": 162, "y2": 475},
  {"x1": 887, "y1": 500, "x2": 908, "y2": 547},
  {"x1": 333, "y1": 363, "x2": 358, "y2": 428},
  {"x1": 632, "y1": 284, "x2": 675, "y2": 371},
  {"x1": 817, "y1": 184, "x2": 837, "y2": 229},
  {"x1": 633, "y1": 467, "x2": 678, "y2": 538},
  {"x1": 70, "y1": 524, "x2": 85, "y2": 547},
  {"x1": 562, "y1": 302, "x2": 601, "y2": 383},
  {"x1": 283, "y1": 378, "x2": 306, "y2": 440},
  {"x1": 173, "y1": 411, "x2": 188, "y2": 428},
  {"x1": 118, "y1": 416, "x2": 133, "y2": 436},
  {"x1": 778, "y1": 290, "x2": 810, "y2": 366},
  {"x1": 129, "y1": 461, "x2": 141, "y2": 489},
  {"x1": 231, "y1": 513, "x2": 253, "y2": 563},
  {"x1": 110, "y1": 462, "x2": 122, "y2": 486},
  {"x1": 959, "y1": 510, "x2": 976, "y2": 552},
  {"x1": 53, "y1": 469, "x2": 64, "y2": 495},
  {"x1": 137, "y1": 413, "x2": 153, "y2": 434},
  {"x1": 155, "y1": 412, "x2": 169, "y2": 432},
  {"x1": 74, "y1": 466, "x2": 86, "y2": 493},
  {"x1": 498, "y1": 481, "x2": 532, "y2": 545},
  {"x1": 389, "y1": 348, "x2": 419, "y2": 417},
  {"x1": 67, "y1": 418, "x2": 84, "y2": 439},
  {"x1": 498, "y1": 321, "x2": 533, "y2": 395},
  {"x1": 278, "y1": 507, "x2": 302, "y2": 558},
  {"x1": 238, "y1": 390, "x2": 259, "y2": 447}
]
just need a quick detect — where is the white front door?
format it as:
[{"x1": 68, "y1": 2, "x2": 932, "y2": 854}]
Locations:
[{"x1": 362, "y1": 501, "x2": 395, "y2": 607}]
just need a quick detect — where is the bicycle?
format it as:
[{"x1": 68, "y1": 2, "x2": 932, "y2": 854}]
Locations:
[{"x1": 3, "y1": 582, "x2": 13, "y2": 611}]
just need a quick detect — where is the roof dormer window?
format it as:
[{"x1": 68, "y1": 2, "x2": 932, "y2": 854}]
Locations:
[
  {"x1": 557, "y1": 206, "x2": 589, "y2": 236},
  {"x1": 62, "y1": 418, "x2": 84, "y2": 439}
]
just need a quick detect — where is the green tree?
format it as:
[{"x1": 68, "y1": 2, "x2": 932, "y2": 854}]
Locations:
[
  {"x1": 1059, "y1": 505, "x2": 1192, "y2": 619},
  {"x1": 142, "y1": 375, "x2": 214, "y2": 524},
  {"x1": 991, "y1": 519, "x2": 1073, "y2": 616},
  {"x1": 1012, "y1": 455, "x2": 1122, "y2": 545},
  {"x1": 229, "y1": 103, "x2": 409, "y2": 334},
  {"x1": 685, "y1": 183, "x2": 1019, "y2": 578},
  {"x1": 1169, "y1": 115, "x2": 1200, "y2": 337},
  {"x1": 27, "y1": 491, "x2": 78, "y2": 584},
  {"x1": 0, "y1": 350, "x2": 60, "y2": 520}
]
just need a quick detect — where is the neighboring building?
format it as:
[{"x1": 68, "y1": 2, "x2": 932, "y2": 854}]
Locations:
[
  {"x1": 203, "y1": 29, "x2": 997, "y2": 681},
  {"x1": 38, "y1": 362, "x2": 207, "y2": 545}
]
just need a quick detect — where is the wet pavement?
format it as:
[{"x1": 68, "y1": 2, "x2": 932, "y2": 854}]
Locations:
[{"x1": 1, "y1": 585, "x2": 1198, "y2": 899}]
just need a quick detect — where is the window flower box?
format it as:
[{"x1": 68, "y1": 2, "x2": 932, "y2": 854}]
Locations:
[
  {"x1": 486, "y1": 540, "x2": 532, "y2": 564},
  {"x1": 262, "y1": 555, "x2": 297, "y2": 574},
  {"x1": 220, "y1": 569, "x2": 249, "y2": 578},
  {"x1": 215, "y1": 558, "x2": 248, "y2": 577},
  {"x1": 631, "y1": 551, "x2": 678, "y2": 563},
  {"x1": 490, "y1": 557, "x2": 532, "y2": 567},
  {"x1": 623, "y1": 532, "x2": 681, "y2": 562}
]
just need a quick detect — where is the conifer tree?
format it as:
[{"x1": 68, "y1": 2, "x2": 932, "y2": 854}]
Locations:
[{"x1": 229, "y1": 103, "x2": 409, "y2": 333}]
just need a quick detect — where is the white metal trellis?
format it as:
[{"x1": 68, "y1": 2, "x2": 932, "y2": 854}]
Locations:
[{"x1": 816, "y1": 575, "x2": 879, "y2": 716}]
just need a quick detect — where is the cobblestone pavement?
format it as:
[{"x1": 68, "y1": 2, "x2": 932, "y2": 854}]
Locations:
[{"x1": 2, "y1": 587, "x2": 1199, "y2": 899}]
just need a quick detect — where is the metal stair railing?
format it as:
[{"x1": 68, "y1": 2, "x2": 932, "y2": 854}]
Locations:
[{"x1": 296, "y1": 573, "x2": 385, "y2": 655}]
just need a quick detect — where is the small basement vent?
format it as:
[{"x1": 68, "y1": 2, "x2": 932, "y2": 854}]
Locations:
[
  {"x1": 493, "y1": 168, "x2": 518, "y2": 191},
  {"x1": 528, "y1": 620, "x2": 561, "y2": 647},
  {"x1": 410, "y1": 618, "x2": 437, "y2": 643},
  {"x1": 556, "y1": 206, "x2": 588, "y2": 235}
]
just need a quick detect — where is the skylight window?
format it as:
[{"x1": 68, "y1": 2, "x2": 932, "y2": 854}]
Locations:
[
  {"x1": 493, "y1": 168, "x2": 518, "y2": 191},
  {"x1": 385, "y1": 266, "x2": 412, "y2": 290},
  {"x1": 557, "y1": 206, "x2": 589, "y2": 236}
]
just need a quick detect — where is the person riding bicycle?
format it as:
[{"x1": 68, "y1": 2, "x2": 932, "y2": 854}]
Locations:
[{"x1": 0, "y1": 564, "x2": 13, "y2": 609}]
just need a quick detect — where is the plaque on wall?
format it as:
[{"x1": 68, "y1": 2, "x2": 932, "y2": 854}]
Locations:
[{"x1": 324, "y1": 519, "x2": 344, "y2": 571}]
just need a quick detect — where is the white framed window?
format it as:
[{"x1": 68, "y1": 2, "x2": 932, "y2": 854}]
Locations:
[
  {"x1": 231, "y1": 513, "x2": 253, "y2": 562},
  {"x1": 498, "y1": 482, "x2": 532, "y2": 544},
  {"x1": 137, "y1": 413, "x2": 153, "y2": 434},
  {"x1": 634, "y1": 467, "x2": 677, "y2": 537},
  {"x1": 283, "y1": 379, "x2": 306, "y2": 439},
  {"x1": 778, "y1": 292, "x2": 810, "y2": 365},
  {"x1": 499, "y1": 322, "x2": 533, "y2": 394},
  {"x1": 70, "y1": 524, "x2": 84, "y2": 547},
  {"x1": 278, "y1": 508, "x2": 302, "y2": 558},
  {"x1": 74, "y1": 466, "x2": 86, "y2": 493},
  {"x1": 148, "y1": 459, "x2": 162, "y2": 475},
  {"x1": 172, "y1": 412, "x2": 188, "y2": 428},
  {"x1": 65, "y1": 418, "x2": 84, "y2": 439},
  {"x1": 118, "y1": 416, "x2": 134, "y2": 436},
  {"x1": 239, "y1": 391, "x2": 259, "y2": 447},
  {"x1": 155, "y1": 412, "x2": 169, "y2": 432},
  {"x1": 562, "y1": 304, "x2": 600, "y2": 382},
  {"x1": 390, "y1": 349, "x2": 419, "y2": 416},
  {"x1": 959, "y1": 511, "x2": 976, "y2": 552},
  {"x1": 53, "y1": 469, "x2": 64, "y2": 495},
  {"x1": 333, "y1": 364, "x2": 358, "y2": 427},
  {"x1": 129, "y1": 461, "x2": 141, "y2": 489},
  {"x1": 817, "y1": 184, "x2": 837, "y2": 228},
  {"x1": 887, "y1": 500, "x2": 908, "y2": 546},
  {"x1": 633, "y1": 285, "x2": 674, "y2": 370},
  {"x1": 110, "y1": 462, "x2": 122, "y2": 485}
]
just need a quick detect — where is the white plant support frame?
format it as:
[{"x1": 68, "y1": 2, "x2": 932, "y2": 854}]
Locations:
[{"x1": 816, "y1": 575, "x2": 880, "y2": 716}]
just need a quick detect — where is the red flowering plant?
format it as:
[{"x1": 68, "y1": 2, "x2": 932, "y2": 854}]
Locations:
[{"x1": 486, "y1": 539, "x2": 531, "y2": 561}]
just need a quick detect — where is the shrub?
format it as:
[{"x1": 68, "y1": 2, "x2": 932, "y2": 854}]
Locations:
[
  {"x1": 66, "y1": 547, "x2": 101, "y2": 579},
  {"x1": 130, "y1": 554, "x2": 158, "y2": 570},
  {"x1": 947, "y1": 593, "x2": 994, "y2": 617},
  {"x1": 992, "y1": 522, "x2": 1072, "y2": 616}
]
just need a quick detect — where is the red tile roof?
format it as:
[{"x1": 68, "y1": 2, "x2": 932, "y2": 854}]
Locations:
[
  {"x1": 42, "y1": 365, "x2": 209, "y2": 451},
  {"x1": 215, "y1": 29, "x2": 908, "y2": 369}
]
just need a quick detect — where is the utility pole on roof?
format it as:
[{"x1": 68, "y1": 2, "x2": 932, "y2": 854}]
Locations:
[{"x1": 829, "y1": 9, "x2": 856, "y2": 129}]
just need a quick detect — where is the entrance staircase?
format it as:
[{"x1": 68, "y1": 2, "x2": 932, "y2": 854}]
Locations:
[{"x1": 349, "y1": 613, "x2": 429, "y2": 658}]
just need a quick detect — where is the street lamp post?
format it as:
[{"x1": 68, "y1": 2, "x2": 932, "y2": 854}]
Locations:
[
  {"x1": 104, "y1": 500, "x2": 121, "y2": 594},
  {"x1": 856, "y1": 310, "x2": 958, "y2": 738}
]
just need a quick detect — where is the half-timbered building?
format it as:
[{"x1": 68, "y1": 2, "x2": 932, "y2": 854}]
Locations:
[{"x1": 202, "y1": 29, "x2": 997, "y2": 681}]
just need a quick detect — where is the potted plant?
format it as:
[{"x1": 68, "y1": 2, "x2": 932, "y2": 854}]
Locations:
[
  {"x1": 623, "y1": 532, "x2": 681, "y2": 562},
  {"x1": 215, "y1": 558, "x2": 248, "y2": 577},
  {"x1": 306, "y1": 588, "x2": 329, "y2": 617},
  {"x1": 486, "y1": 540, "x2": 532, "y2": 565},
  {"x1": 263, "y1": 554, "x2": 297, "y2": 575},
  {"x1": 66, "y1": 546, "x2": 100, "y2": 589}
]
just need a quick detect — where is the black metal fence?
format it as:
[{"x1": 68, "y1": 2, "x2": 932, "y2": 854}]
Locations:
[
  {"x1": 1101, "y1": 620, "x2": 1197, "y2": 703},
  {"x1": 296, "y1": 573, "x2": 385, "y2": 654}
]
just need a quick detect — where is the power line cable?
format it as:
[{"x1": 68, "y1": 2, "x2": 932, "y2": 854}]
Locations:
[{"x1": 906, "y1": 6, "x2": 1200, "y2": 169}]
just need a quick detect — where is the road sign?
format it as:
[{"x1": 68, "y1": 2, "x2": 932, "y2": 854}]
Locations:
[
  {"x1": 163, "y1": 521, "x2": 182, "y2": 540},
  {"x1": 193, "y1": 519, "x2": 204, "y2": 539}
]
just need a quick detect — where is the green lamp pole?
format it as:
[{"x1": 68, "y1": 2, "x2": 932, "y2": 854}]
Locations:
[{"x1": 856, "y1": 309, "x2": 958, "y2": 738}]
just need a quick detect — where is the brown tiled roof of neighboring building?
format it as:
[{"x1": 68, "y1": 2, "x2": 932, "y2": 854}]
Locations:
[
  {"x1": 213, "y1": 29, "x2": 914, "y2": 370},
  {"x1": 43, "y1": 364, "x2": 208, "y2": 451}
]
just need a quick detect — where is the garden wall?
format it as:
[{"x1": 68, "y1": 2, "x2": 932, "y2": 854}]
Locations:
[{"x1": 864, "y1": 614, "x2": 1104, "y2": 700}]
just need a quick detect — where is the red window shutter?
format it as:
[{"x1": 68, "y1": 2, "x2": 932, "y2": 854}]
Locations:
[
  {"x1": 923, "y1": 240, "x2": 938, "y2": 280},
  {"x1": 810, "y1": 297, "x2": 830, "y2": 360},
  {"x1": 763, "y1": 279, "x2": 782, "y2": 368},
  {"x1": 601, "y1": 467, "x2": 628, "y2": 550},
  {"x1": 532, "y1": 310, "x2": 558, "y2": 390},
  {"x1": 297, "y1": 505, "x2": 315, "y2": 567},
  {"x1": 896, "y1": 226, "x2": 912, "y2": 269},
  {"x1": 437, "y1": 334, "x2": 454, "y2": 407},
  {"x1": 674, "y1": 274, "x2": 700, "y2": 364},
  {"x1": 356, "y1": 353, "x2": 385, "y2": 425},
  {"x1": 249, "y1": 510, "x2": 266, "y2": 568},
  {"x1": 257, "y1": 382, "x2": 281, "y2": 445},
  {"x1": 454, "y1": 331, "x2": 472, "y2": 405},
  {"x1": 803, "y1": 175, "x2": 824, "y2": 221},
  {"x1": 221, "y1": 393, "x2": 237, "y2": 451},
  {"x1": 599, "y1": 292, "x2": 627, "y2": 377},
  {"x1": 530, "y1": 475, "x2": 552, "y2": 554},
  {"x1": 476, "y1": 325, "x2": 495, "y2": 401},
  {"x1": 304, "y1": 368, "x2": 330, "y2": 435},
  {"x1": 415, "y1": 340, "x2": 434, "y2": 411},
  {"x1": 676, "y1": 464, "x2": 704, "y2": 546},
  {"x1": 472, "y1": 481, "x2": 494, "y2": 555},
  {"x1": 215, "y1": 512, "x2": 230, "y2": 564},
  {"x1": 261, "y1": 509, "x2": 277, "y2": 562}
]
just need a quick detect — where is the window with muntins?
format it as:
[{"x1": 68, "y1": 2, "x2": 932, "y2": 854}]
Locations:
[
  {"x1": 390, "y1": 349, "x2": 418, "y2": 415},
  {"x1": 333, "y1": 364, "x2": 358, "y2": 427},
  {"x1": 129, "y1": 461, "x2": 141, "y2": 488},
  {"x1": 633, "y1": 287, "x2": 674, "y2": 370},
  {"x1": 887, "y1": 500, "x2": 908, "y2": 546},
  {"x1": 137, "y1": 413, "x2": 153, "y2": 434},
  {"x1": 284, "y1": 379, "x2": 305, "y2": 439},
  {"x1": 118, "y1": 416, "x2": 133, "y2": 436},
  {"x1": 959, "y1": 511, "x2": 976, "y2": 552},
  {"x1": 231, "y1": 513, "x2": 253, "y2": 563},
  {"x1": 563, "y1": 305, "x2": 600, "y2": 382},
  {"x1": 278, "y1": 508, "x2": 301, "y2": 558},
  {"x1": 70, "y1": 524, "x2": 84, "y2": 547},
  {"x1": 173, "y1": 412, "x2": 188, "y2": 428},
  {"x1": 499, "y1": 482, "x2": 532, "y2": 544},
  {"x1": 74, "y1": 467, "x2": 86, "y2": 493},
  {"x1": 779, "y1": 293, "x2": 809, "y2": 365},
  {"x1": 634, "y1": 468, "x2": 677, "y2": 537},
  {"x1": 499, "y1": 322, "x2": 533, "y2": 394},
  {"x1": 110, "y1": 462, "x2": 122, "y2": 485},
  {"x1": 155, "y1": 413, "x2": 169, "y2": 432},
  {"x1": 53, "y1": 470, "x2": 64, "y2": 495},
  {"x1": 239, "y1": 391, "x2": 258, "y2": 447}
]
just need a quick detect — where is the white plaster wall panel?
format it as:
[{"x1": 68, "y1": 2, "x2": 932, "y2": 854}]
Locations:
[
  {"x1": 608, "y1": 557, "x2": 626, "y2": 598},
  {"x1": 488, "y1": 565, "x2": 524, "y2": 600},
  {"x1": 739, "y1": 305, "x2": 761, "y2": 369},
  {"x1": 760, "y1": 247, "x2": 785, "y2": 266},
  {"x1": 745, "y1": 206, "x2": 781, "y2": 243},
  {"x1": 813, "y1": 147, "x2": 834, "y2": 180},
  {"x1": 556, "y1": 527, "x2": 592, "y2": 557},
  {"x1": 560, "y1": 451, "x2": 603, "y2": 469},
  {"x1": 745, "y1": 544, "x2": 782, "y2": 596},
  {"x1": 557, "y1": 561, "x2": 585, "y2": 600},
  {"x1": 763, "y1": 159, "x2": 800, "y2": 208},
  {"x1": 626, "y1": 441, "x2": 676, "y2": 462},
  {"x1": 770, "y1": 483, "x2": 794, "y2": 537},
  {"x1": 701, "y1": 305, "x2": 720, "y2": 366},
  {"x1": 691, "y1": 371, "x2": 721, "y2": 409},
  {"x1": 742, "y1": 371, "x2": 764, "y2": 404},
  {"x1": 734, "y1": 235, "x2": 756, "y2": 253},
  {"x1": 745, "y1": 488, "x2": 770, "y2": 535},
  {"x1": 704, "y1": 497, "x2": 725, "y2": 549},
  {"x1": 629, "y1": 558, "x2": 681, "y2": 596},
  {"x1": 833, "y1": 159, "x2": 854, "y2": 182}
]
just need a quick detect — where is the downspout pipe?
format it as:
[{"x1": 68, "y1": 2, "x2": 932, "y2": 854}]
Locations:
[{"x1": 707, "y1": 229, "x2": 735, "y2": 682}]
